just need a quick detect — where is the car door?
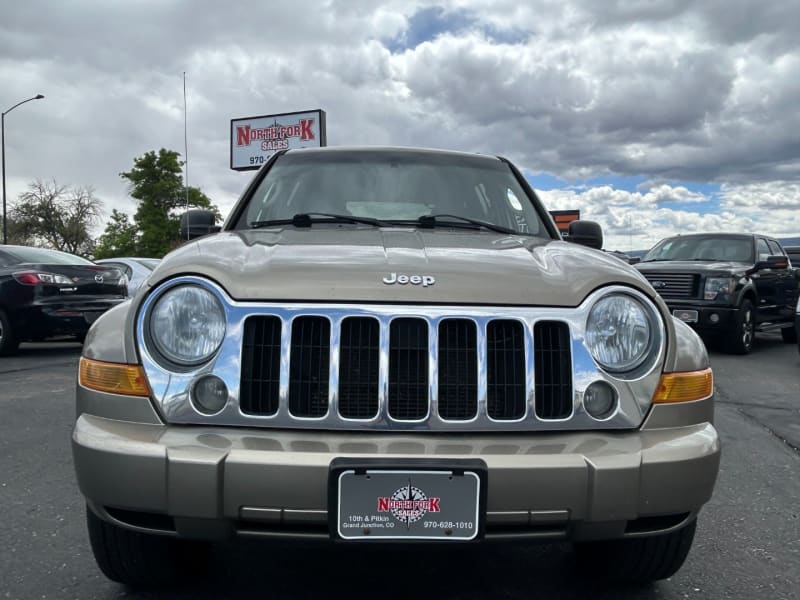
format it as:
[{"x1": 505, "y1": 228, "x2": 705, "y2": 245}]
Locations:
[
  {"x1": 767, "y1": 239, "x2": 797, "y2": 321},
  {"x1": 753, "y1": 237, "x2": 780, "y2": 322}
]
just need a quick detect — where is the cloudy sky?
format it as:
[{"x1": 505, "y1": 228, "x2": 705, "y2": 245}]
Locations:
[{"x1": 2, "y1": 0, "x2": 799, "y2": 251}]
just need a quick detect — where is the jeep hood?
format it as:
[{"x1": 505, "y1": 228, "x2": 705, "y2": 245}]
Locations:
[{"x1": 147, "y1": 228, "x2": 652, "y2": 307}]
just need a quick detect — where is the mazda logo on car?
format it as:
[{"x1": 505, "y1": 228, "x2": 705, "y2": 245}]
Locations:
[{"x1": 94, "y1": 274, "x2": 104, "y2": 284}]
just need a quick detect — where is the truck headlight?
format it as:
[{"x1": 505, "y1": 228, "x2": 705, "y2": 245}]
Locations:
[
  {"x1": 586, "y1": 293, "x2": 656, "y2": 373},
  {"x1": 704, "y1": 277, "x2": 734, "y2": 300},
  {"x1": 149, "y1": 284, "x2": 226, "y2": 366}
]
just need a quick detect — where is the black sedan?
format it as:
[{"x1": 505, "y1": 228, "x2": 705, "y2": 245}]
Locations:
[{"x1": 0, "y1": 245, "x2": 128, "y2": 355}]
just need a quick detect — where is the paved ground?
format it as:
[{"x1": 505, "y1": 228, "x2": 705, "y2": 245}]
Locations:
[{"x1": 0, "y1": 336, "x2": 798, "y2": 599}]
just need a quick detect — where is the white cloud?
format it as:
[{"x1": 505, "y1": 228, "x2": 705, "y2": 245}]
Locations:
[{"x1": 0, "y1": 0, "x2": 798, "y2": 243}]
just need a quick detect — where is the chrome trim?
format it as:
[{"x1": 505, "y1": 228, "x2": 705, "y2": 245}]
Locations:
[{"x1": 136, "y1": 276, "x2": 666, "y2": 432}]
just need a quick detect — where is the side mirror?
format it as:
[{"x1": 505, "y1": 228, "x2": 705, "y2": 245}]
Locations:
[
  {"x1": 753, "y1": 255, "x2": 789, "y2": 272},
  {"x1": 179, "y1": 210, "x2": 220, "y2": 240},
  {"x1": 567, "y1": 220, "x2": 603, "y2": 250},
  {"x1": 628, "y1": 256, "x2": 641, "y2": 265}
]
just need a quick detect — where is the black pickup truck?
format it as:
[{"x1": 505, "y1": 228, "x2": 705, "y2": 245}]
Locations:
[{"x1": 635, "y1": 233, "x2": 798, "y2": 354}]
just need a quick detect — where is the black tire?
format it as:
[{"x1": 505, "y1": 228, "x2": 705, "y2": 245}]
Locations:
[
  {"x1": 0, "y1": 308, "x2": 20, "y2": 356},
  {"x1": 575, "y1": 519, "x2": 697, "y2": 583},
  {"x1": 86, "y1": 506, "x2": 205, "y2": 587},
  {"x1": 726, "y1": 299, "x2": 755, "y2": 354},
  {"x1": 781, "y1": 326, "x2": 797, "y2": 343}
]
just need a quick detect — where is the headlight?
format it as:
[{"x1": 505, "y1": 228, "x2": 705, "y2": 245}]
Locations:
[
  {"x1": 704, "y1": 277, "x2": 734, "y2": 300},
  {"x1": 149, "y1": 284, "x2": 226, "y2": 365},
  {"x1": 586, "y1": 293, "x2": 653, "y2": 372}
]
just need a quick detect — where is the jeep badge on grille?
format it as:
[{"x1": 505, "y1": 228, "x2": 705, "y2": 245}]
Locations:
[{"x1": 382, "y1": 273, "x2": 435, "y2": 287}]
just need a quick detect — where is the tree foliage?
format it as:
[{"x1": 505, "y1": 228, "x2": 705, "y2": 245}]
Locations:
[
  {"x1": 117, "y1": 148, "x2": 219, "y2": 257},
  {"x1": 10, "y1": 180, "x2": 102, "y2": 257},
  {"x1": 93, "y1": 209, "x2": 138, "y2": 259}
]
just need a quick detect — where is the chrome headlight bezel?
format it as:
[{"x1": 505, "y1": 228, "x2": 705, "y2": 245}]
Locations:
[
  {"x1": 585, "y1": 290, "x2": 663, "y2": 377},
  {"x1": 144, "y1": 282, "x2": 227, "y2": 368}
]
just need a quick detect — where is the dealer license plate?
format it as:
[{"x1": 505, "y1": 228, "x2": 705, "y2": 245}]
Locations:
[
  {"x1": 336, "y1": 469, "x2": 481, "y2": 541},
  {"x1": 673, "y1": 309, "x2": 699, "y2": 323}
]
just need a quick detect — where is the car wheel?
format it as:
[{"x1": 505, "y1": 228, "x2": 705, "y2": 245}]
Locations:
[
  {"x1": 781, "y1": 326, "x2": 797, "y2": 343},
  {"x1": 86, "y1": 506, "x2": 206, "y2": 587},
  {"x1": 0, "y1": 309, "x2": 20, "y2": 356},
  {"x1": 726, "y1": 299, "x2": 755, "y2": 354},
  {"x1": 575, "y1": 519, "x2": 697, "y2": 583}
]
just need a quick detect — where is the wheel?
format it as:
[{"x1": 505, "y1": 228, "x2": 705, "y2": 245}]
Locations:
[
  {"x1": 726, "y1": 299, "x2": 755, "y2": 354},
  {"x1": 0, "y1": 309, "x2": 20, "y2": 356},
  {"x1": 781, "y1": 326, "x2": 797, "y2": 343},
  {"x1": 575, "y1": 519, "x2": 697, "y2": 583},
  {"x1": 86, "y1": 506, "x2": 205, "y2": 587}
]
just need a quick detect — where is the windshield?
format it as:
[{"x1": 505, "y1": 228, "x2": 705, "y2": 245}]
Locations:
[
  {"x1": 643, "y1": 236, "x2": 754, "y2": 262},
  {"x1": 134, "y1": 258, "x2": 160, "y2": 270},
  {"x1": 233, "y1": 150, "x2": 548, "y2": 237},
  {"x1": 6, "y1": 246, "x2": 94, "y2": 266}
]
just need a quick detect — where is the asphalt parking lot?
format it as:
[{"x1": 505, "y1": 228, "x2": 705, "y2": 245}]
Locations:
[{"x1": 1, "y1": 336, "x2": 798, "y2": 599}]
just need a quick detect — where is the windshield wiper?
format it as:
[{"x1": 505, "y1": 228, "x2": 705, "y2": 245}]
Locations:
[
  {"x1": 251, "y1": 213, "x2": 386, "y2": 229},
  {"x1": 417, "y1": 214, "x2": 519, "y2": 235}
]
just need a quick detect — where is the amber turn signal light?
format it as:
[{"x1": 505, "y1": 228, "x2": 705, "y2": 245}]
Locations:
[
  {"x1": 79, "y1": 357, "x2": 151, "y2": 397},
  {"x1": 652, "y1": 368, "x2": 713, "y2": 404}
]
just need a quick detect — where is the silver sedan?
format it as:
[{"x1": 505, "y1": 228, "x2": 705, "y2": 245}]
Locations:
[{"x1": 95, "y1": 257, "x2": 160, "y2": 297}]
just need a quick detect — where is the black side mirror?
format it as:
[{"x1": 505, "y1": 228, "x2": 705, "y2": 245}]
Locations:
[
  {"x1": 567, "y1": 220, "x2": 603, "y2": 250},
  {"x1": 752, "y1": 255, "x2": 789, "y2": 272},
  {"x1": 179, "y1": 210, "x2": 220, "y2": 240}
]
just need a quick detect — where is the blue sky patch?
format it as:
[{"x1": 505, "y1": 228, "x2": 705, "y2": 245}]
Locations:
[{"x1": 384, "y1": 6, "x2": 527, "y2": 53}]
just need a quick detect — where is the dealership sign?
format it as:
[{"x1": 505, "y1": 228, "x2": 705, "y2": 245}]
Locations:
[{"x1": 230, "y1": 109, "x2": 327, "y2": 171}]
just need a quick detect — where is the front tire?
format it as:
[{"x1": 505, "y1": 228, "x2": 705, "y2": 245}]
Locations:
[
  {"x1": 575, "y1": 519, "x2": 697, "y2": 583},
  {"x1": 726, "y1": 300, "x2": 755, "y2": 354},
  {"x1": 86, "y1": 506, "x2": 205, "y2": 587}
]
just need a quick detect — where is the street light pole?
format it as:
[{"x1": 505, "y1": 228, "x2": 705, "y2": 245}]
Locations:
[{"x1": 2, "y1": 94, "x2": 45, "y2": 245}]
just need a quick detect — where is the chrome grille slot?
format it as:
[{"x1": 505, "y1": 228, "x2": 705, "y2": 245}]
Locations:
[
  {"x1": 240, "y1": 316, "x2": 282, "y2": 415},
  {"x1": 534, "y1": 321, "x2": 573, "y2": 419},
  {"x1": 289, "y1": 316, "x2": 330, "y2": 417},
  {"x1": 487, "y1": 320, "x2": 526, "y2": 420},
  {"x1": 338, "y1": 317, "x2": 380, "y2": 419},
  {"x1": 641, "y1": 273, "x2": 698, "y2": 299},
  {"x1": 437, "y1": 319, "x2": 478, "y2": 420},
  {"x1": 388, "y1": 318, "x2": 429, "y2": 420}
]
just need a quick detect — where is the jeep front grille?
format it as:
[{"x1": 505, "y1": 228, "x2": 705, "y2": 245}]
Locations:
[
  {"x1": 240, "y1": 314, "x2": 572, "y2": 422},
  {"x1": 640, "y1": 273, "x2": 698, "y2": 299}
]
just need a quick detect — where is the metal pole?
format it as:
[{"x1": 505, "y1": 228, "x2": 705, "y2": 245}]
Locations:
[
  {"x1": 2, "y1": 111, "x2": 6, "y2": 245},
  {"x1": 183, "y1": 72, "x2": 189, "y2": 239},
  {"x1": 1, "y1": 94, "x2": 45, "y2": 245}
]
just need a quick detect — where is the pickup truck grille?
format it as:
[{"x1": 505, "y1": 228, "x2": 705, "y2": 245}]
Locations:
[
  {"x1": 640, "y1": 273, "x2": 698, "y2": 299},
  {"x1": 240, "y1": 314, "x2": 572, "y2": 422}
]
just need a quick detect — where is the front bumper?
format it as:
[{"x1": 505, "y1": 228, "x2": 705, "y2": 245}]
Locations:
[
  {"x1": 73, "y1": 404, "x2": 720, "y2": 543},
  {"x1": 665, "y1": 303, "x2": 738, "y2": 334}
]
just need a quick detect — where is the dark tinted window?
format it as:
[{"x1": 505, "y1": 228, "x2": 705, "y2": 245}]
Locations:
[
  {"x1": 766, "y1": 240, "x2": 784, "y2": 256},
  {"x1": 756, "y1": 239, "x2": 770, "y2": 261},
  {"x1": 235, "y1": 150, "x2": 548, "y2": 236},
  {"x1": 4, "y1": 246, "x2": 94, "y2": 266}
]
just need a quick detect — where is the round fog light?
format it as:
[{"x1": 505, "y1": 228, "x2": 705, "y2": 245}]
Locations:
[
  {"x1": 583, "y1": 381, "x2": 617, "y2": 420},
  {"x1": 709, "y1": 313, "x2": 720, "y2": 323},
  {"x1": 192, "y1": 375, "x2": 228, "y2": 415}
]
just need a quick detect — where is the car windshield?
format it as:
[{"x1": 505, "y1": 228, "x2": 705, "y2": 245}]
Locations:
[
  {"x1": 643, "y1": 237, "x2": 754, "y2": 262},
  {"x1": 7, "y1": 246, "x2": 94, "y2": 266},
  {"x1": 134, "y1": 258, "x2": 160, "y2": 270},
  {"x1": 233, "y1": 150, "x2": 548, "y2": 237}
]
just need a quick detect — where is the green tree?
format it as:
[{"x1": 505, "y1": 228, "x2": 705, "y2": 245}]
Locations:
[
  {"x1": 120, "y1": 149, "x2": 218, "y2": 257},
  {"x1": 10, "y1": 179, "x2": 102, "y2": 257},
  {"x1": 94, "y1": 209, "x2": 138, "y2": 259}
]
